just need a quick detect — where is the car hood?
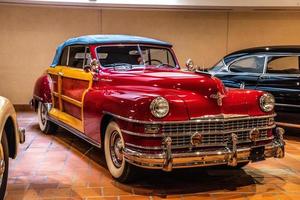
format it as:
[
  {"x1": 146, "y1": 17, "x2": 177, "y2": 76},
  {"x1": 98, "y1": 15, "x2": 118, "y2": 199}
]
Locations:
[
  {"x1": 100, "y1": 67, "x2": 265, "y2": 119},
  {"x1": 102, "y1": 67, "x2": 225, "y2": 96}
]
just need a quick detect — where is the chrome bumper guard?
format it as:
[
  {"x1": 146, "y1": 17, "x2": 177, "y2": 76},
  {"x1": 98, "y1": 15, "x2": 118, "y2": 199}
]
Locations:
[
  {"x1": 18, "y1": 128, "x2": 25, "y2": 144},
  {"x1": 123, "y1": 127, "x2": 285, "y2": 171}
]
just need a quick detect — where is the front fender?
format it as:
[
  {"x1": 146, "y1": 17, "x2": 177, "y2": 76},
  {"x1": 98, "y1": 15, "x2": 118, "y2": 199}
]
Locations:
[
  {"x1": 0, "y1": 96, "x2": 20, "y2": 158},
  {"x1": 101, "y1": 86, "x2": 190, "y2": 122}
]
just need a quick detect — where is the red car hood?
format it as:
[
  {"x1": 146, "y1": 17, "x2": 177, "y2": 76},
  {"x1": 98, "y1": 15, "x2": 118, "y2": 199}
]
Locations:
[
  {"x1": 103, "y1": 67, "x2": 225, "y2": 96},
  {"x1": 100, "y1": 67, "x2": 264, "y2": 119}
]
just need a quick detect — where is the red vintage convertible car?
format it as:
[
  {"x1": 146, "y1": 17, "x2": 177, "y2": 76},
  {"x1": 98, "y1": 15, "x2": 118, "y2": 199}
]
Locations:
[{"x1": 32, "y1": 35, "x2": 285, "y2": 182}]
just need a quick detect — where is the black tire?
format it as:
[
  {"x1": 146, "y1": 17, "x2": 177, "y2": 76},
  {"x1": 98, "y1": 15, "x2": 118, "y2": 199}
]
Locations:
[
  {"x1": 0, "y1": 131, "x2": 9, "y2": 199},
  {"x1": 38, "y1": 102, "x2": 58, "y2": 134},
  {"x1": 104, "y1": 121, "x2": 136, "y2": 183}
]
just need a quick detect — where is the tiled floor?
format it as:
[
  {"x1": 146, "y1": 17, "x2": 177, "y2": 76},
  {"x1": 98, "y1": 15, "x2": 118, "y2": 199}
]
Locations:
[{"x1": 5, "y1": 111, "x2": 300, "y2": 200}]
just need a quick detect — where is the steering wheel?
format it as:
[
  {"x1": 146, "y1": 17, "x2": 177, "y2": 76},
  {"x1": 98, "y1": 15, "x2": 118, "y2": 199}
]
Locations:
[{"x1": 144, "y1": 59, "x2": 163, "y2": 65}]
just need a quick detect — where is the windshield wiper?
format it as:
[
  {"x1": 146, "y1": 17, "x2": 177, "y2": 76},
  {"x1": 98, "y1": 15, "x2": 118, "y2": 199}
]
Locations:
[{"x1": 156, "y1": 63, "x2": 175, "y2": 68}]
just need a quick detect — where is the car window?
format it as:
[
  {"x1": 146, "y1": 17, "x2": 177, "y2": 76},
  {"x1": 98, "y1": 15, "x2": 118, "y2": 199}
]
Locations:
[
  {"x1": 59, "y1": 47, "x2": 68, "y2": 66},
  {"x1": 140, "y1": 47, "x2": 176, "y2": 67},
  {"x1": 267, "y1": 56, "x2": 300, "y2": 74},
  {"x1": 68, "y1": 46, "x2": 90, "y2": 69},
  {"x1": 96, "y1": 45, "x2": 176, "y2": 68},
  {"x1": 209, "y1": 60, "x2": 225, "y2": 72},
  {"x1": 229, "y1": 56, "x2": 265, "y2": 73}
]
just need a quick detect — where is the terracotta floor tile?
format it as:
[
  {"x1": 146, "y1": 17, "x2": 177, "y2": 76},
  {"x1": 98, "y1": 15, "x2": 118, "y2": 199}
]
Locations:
[
  {"x1": 72, "y1": 187, "x2": 102, "y2": 198},
  {"x1": 7, "y1": 111, "x2": 300, "y2": 199},
  {"x1": 212, "y1": 193, "x2": 247, "y2": 200},
  {"x1": 102, "y1": 186, "x2": 133, "y2": 196}
]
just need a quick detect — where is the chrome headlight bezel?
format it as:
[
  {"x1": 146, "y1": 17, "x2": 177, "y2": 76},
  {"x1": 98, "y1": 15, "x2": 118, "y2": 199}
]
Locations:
[
  {"x1": 150, "y1": 97, "x2": 169, "y2": 118},
  {"x1": 260, "y1": 93, "x2": 275, "y2": 112}
]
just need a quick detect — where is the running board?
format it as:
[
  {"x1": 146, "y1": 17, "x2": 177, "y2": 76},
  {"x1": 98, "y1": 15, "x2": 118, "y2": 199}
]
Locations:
[
  {"x1": 48, "y1": 115, "x2": 101, "y2": 148},
  {"x1": 276, "y1": 122, "x2": 300, "y2": 129}
]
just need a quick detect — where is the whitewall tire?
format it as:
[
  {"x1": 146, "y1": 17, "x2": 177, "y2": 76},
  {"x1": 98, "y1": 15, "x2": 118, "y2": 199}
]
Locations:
[
  {"x1": 104, "y1": 121, "x2": 135, "y2": 182},
  {"x1": 37, "y1": 102, "x2": 57, "y2": 134}
]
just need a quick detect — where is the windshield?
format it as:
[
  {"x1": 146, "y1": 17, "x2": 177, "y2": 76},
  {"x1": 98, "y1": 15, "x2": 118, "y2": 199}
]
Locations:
[
  {"x1": 96, "y1": 45, "x2": 177, "y2": 69},
  {"x1": 208, "y1": 60, "x2": 225, "y2": 72}
]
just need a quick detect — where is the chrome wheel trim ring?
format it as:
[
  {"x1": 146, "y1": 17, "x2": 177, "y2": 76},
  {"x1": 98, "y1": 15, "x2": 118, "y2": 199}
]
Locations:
[
  {"x1": 109, "y1": 130, "x2": 124, "y2": 168},
  {"x1": 0, "y1": 141, "x2": 5, "y2": 187}
]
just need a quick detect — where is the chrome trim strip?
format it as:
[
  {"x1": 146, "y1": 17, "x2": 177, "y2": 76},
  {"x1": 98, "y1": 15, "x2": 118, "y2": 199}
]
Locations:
[
  {"x1": 276, "y1": 122, "x2": 300, "y2": 129},
  {"x1": 190, "y1": 113, "x2": 249, "y2": 120},
  {"x1": 121, "y1": 129, "x2": 162, "y2": 137},
  {"x1": 125, "y1": 142, "x2": 163, "y2": 150},
  {"x1": 122, "y1": 125, "x2": 276, "y2": 138},
  {"x1": 104, "y1": 111, "x2": 276, "y2": 124},
  {"x1": 48, "y1": 115, "x2": 101, "y2": 148},
  {"x1": 276, "y1": 103, "x2": 300, "y2": 108}
]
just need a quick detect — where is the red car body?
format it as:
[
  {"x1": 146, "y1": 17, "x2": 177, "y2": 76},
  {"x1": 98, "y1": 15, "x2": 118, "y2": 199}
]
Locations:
[{"x1": 32, "y1": 35, "x2": 284, "y2": 180}]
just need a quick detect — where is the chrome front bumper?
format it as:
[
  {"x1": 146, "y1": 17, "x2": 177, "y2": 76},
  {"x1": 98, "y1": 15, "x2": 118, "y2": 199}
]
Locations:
[{"x1": 123, "y1": 128, "x2": 285, "y2": 171}]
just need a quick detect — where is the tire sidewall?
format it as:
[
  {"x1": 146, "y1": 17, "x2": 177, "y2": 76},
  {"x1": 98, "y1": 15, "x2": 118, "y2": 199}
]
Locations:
[
  {"x1": 0, "y1": 131, "x2": 9, "y2": 199},
  {"x1": 38, "y1": 102, "x2": 47, "y2": 132},
  {"x1": 104, "y1": 121, "x2": 126, "y2": 179}
]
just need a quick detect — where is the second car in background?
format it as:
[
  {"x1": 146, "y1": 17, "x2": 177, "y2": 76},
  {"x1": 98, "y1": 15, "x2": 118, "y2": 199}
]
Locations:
[{"x1": 209, "y1": 46, "x2": 300, "y2": 129}]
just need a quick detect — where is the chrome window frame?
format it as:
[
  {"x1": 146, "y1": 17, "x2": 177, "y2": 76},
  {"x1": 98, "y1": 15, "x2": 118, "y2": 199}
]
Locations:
[
  {"x1": 264, "y1": 53, "x2": 300, "y2": 77},
  {"x1": 66, "y1": 45, "x2": 90, "y2": 70},
  {"x1": 94, "y1": 44, "x2": 179, "y2": 69},
  {"x1": 226, "y1": 54, "x2": 267, "y2": 75}
]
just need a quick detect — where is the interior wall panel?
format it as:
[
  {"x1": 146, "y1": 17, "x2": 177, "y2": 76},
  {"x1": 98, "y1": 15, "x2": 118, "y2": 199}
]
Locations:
[
  {"x1": 227, "y1": 12, "x2": 300, "y2": 52},
  {"x1": 0, "y1": 5, "x2": 100, "y2": 104},
  {"x1": 2, "y1": 4, "x2": 300, "y2": 104},
  {"x1": 101, "y1": 10, "x2": 228, "y2": 70}
]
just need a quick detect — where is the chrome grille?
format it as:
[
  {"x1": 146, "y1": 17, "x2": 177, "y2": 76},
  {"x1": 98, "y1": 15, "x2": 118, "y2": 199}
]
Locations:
[{"x1": 162, "y1": 117, "x2": 273, "y2": 149}]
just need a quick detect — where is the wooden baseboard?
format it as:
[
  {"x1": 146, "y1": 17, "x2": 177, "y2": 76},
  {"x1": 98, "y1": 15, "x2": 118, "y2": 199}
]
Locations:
[{"x1": 14, "y1": 104, "x2": 32, "y2": 112}]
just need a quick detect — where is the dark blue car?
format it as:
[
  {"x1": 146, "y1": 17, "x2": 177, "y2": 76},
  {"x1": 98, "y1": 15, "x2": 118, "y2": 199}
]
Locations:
[{"x1": 209, "y1": 46, "x2": 300, "y2": 129}]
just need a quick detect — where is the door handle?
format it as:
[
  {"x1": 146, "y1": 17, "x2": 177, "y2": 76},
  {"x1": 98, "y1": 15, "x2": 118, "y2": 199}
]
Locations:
[{"x1": 58, "y1": 72, "x2": 64, "y2": 76}]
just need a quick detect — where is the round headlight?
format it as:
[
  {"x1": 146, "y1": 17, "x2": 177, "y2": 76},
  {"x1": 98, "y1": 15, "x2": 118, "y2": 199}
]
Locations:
[
  {"x1": 150, "y1": 97, "x2": 169, "y2": 118},
  {"x1": 260, "y1": 93, "x2": 275, "y2": 112}
]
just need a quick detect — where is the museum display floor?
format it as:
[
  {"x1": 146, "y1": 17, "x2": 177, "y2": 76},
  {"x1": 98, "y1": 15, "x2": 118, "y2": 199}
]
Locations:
[{"x1": 5, "y1": 111, "x2": 300, "y2": 200}]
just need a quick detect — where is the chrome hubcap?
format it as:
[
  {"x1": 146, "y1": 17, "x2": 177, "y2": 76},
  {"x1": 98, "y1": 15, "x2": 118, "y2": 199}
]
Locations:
[{"x1": 110, "y1": 131, "x2": 124, "y2": 168}]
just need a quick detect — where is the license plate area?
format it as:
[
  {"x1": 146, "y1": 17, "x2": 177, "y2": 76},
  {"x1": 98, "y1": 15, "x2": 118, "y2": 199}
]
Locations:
[{"x1": 250, "y1": 146, "x2": 265, "y2": 162}]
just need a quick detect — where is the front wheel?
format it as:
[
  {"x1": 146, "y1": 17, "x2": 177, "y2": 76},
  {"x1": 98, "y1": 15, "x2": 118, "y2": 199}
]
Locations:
[
  {"x1": 0, "y1": 131, "x2": 9, "y2": 199},
  {"x1": 37, "y1": 102, "x2": 58, "y2": 134},
  {"x1": 104, "y1": 121, "x2": 135, "y2": 183}
]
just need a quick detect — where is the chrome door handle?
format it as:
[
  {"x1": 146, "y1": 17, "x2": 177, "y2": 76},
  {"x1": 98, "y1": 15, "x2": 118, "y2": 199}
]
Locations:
[{"x1": 58, "y1": 72, "x2": 64, "y2": 76}]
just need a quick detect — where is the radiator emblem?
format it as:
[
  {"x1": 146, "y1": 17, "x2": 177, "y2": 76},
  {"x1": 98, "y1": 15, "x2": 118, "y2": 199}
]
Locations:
[
  {"x1": 191, "y1": 132, "x2": 203, "y2": 146},
  {"x1": 249, "y1": 128, "x2": 260, "y2": 141},
  {"x1": 210, "y1": 92, "x2": 225, "y2": 106}
]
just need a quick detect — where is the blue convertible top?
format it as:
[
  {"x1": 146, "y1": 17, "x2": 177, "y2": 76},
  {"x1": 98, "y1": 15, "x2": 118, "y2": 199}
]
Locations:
[{"x1": 51, "y1": 34, "x2": 172, "y2": 66}]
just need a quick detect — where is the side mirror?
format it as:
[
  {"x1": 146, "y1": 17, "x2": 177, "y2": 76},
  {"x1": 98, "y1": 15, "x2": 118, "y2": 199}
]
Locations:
[{"x1": 186, "y1": 58, "x2": 195, "y2": 71}]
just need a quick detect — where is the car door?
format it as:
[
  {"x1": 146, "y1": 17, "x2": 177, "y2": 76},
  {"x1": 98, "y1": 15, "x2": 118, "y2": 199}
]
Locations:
[
  {"x1": 256, "y1": 54, "x2": 300, "y2": 123},
  {"x1": 214, "y1": 55, "x2": 265, "y2": 89},
  {"x1": 48, "y1": 45, "x2": 93, "y2": 133}
]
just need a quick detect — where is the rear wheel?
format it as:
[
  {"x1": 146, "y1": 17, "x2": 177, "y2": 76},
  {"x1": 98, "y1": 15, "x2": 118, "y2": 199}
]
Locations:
[
  {"x1": 38, "y1": 102, "x2": 58, "y2": 134},
  {"x1": 104, "y1": 121, "x2": 135, "y2": 183},
  {"x1": 0, "y1": 131, "x2": 9, "y2": 199}
]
